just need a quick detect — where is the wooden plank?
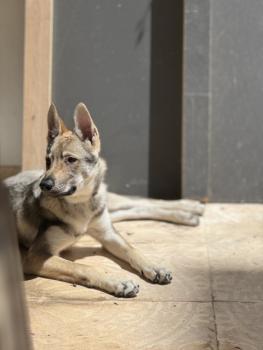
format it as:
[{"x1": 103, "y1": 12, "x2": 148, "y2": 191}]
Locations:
[
  {"x1": 0, "y1": 184, "x2": 32, "y2": 349},
  {"x1": 25, "y1": 218, "x2": 215, "y2": 349},
  {"x1": 25, "y1": 204, "x2": 263, "y2": 349},
  {"x1": 22, "y1": 0, "x2": 53, "y2": 170},
  {"x1": 28, "y1": 301, "x2": 216, "y2": 350}
]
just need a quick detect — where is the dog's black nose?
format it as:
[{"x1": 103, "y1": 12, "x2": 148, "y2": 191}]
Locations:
[{"x1": 40, "y1": 177, "x2": 54, "y2": 191}]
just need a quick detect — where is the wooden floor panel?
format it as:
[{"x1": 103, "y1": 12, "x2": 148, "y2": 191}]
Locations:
[{"x1": 25, "y1": 204, "x2": 263, "y2": 349}]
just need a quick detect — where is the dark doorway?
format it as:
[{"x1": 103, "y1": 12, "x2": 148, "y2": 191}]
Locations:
[{"x1": 149, "y1": 0, "x2": 183, "y2": 199}]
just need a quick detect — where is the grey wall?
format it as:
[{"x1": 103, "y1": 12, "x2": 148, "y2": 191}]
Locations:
[
  {"x1": 0, "y1": 0, "x2": 24, "y2": 166},
  {"x1": 183, "y1": 0, "x2": 263, "y2": 202},
  {"x1": 52, "y1": 0, "x2": 183, "y2": 198},
  {"x1": 53, "y1": 0, "x2": 151, "y2": 196},
  {"x1": 183, "y1": 0, "x2": 210, "y2": 200},
  {"x1": 210, "y1": 0, "x2": 263, "y2": 202}
]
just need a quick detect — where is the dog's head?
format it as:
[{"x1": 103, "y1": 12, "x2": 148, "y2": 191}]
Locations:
[{"x1": 40, "y1": 102, "x2": 101, "y2": 196}]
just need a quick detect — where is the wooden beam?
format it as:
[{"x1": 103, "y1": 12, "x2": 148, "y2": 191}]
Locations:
[
  {"x1": 22, "y1": 0, "x2": 53, "y2": 170},
  {"x1": 0, "y1": 184, "x2": 32, "y2": 349}
]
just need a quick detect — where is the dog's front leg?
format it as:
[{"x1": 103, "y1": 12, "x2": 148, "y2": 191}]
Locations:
[
  {"x1": 89, "y1": 210, "x2": 172, "y2": 284},
  {"x1": 23, "y1": 226, "x2": 139, "y2": 297}
]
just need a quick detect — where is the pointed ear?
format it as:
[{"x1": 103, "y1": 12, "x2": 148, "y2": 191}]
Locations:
[
  {"x1": 47, "y1": 103, "x2": 68, "y2": 143},
  {"x1": 73, "y1": 103, "x2": 100, "y2": 149}
]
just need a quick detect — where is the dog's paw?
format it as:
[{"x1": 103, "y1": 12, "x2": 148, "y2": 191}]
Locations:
[
  {"x1": 187, "y1": 202, "x2": 205, "y2": 216},
  {"x1": 185, "y1": 213, "x2": 200, "y2": 227},
  {"x1": 195, "y1": 202, "x2": 205, "y2": 216},
  {"x1": 142, "y1": 267, "x2": 172, "y2": 284},
  {"x1": 153, "y1": 268, "x2": 173, "y2": 284},
  {"x1": 114, "y1": 280, "x2": 140, "y2": 298},
  {"x1": 179, "y1": 200, "x2": 205, "y2": 216}
]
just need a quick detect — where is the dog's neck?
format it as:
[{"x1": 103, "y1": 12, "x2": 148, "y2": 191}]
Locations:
[{"x1": 64, "y1": 177, "x2": 97, "y2": 204}]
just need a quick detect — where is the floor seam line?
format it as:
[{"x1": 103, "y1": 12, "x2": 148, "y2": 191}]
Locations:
[
  {"x1": 205, "y1": 230, "x2": 220, "y2": 350},
  {"x1": 25, "y1": 298, "x2": 215, "y2": 304}
]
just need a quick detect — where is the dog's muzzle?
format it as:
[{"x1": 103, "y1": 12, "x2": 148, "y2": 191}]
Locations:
[{"x1": 40, "y1": 177, "x2": 54, "y2": 191}]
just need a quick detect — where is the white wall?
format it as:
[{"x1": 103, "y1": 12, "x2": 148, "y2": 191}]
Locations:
[{"x1": 0, "y1": 0, "x2": 24, "y2": 166}]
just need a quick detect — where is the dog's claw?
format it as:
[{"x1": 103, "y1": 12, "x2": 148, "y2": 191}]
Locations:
[
  {"x1": 187, "y1": 214, "x2": 200, "y2": 227},
  {"x1": 115, "y1": 280, "x2": 139, "y2": 298},
  {"x1": 142, "y1": 267, "x2": 173, "y2": 284},
  {"x1": 153, "y1": 269, "x2": 173, "y2": 284}
]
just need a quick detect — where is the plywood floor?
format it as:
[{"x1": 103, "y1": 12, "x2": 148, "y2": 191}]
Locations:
[{"x1": 25, "y1": 204, "x2": 263, "y2": 350}]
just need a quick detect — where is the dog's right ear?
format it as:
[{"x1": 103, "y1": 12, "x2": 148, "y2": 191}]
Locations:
[
  {"x1": 47, "y1": 103, "x2": 67, "y2": 143},
  {"x1": 73, "y1": 103, "x2": 100, "y2": 152}
]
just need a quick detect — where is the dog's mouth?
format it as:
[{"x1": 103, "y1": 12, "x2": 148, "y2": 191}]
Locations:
[
  {"x1": 41, "y1": 185, "x2": 77, "y2": 197},
  {"x1": 61, "y1": 186, "x2": 77, "y2": 196}
]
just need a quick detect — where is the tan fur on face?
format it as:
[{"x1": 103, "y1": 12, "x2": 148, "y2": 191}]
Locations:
[
  {"x1": 62, "y1": 130, "x2": 73, "y2": 138},
  {"x1": 45, "y1": 130, "x2": 100, "y2": 196}
]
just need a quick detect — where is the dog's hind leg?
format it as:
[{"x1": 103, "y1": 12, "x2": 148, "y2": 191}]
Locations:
[
  {"x1": 110, "y1": 206, "x2": 200, "y2": 226},
  {"x1": 107, "y1": 192, "x2": 205, "y2": 215},
  {"x1": 107, "y1": 192, "x2": 205, "y2": 226}
]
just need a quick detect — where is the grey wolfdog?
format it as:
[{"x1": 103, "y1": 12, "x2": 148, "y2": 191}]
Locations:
[{"x1": 4, "y1": 103, "x2": 204, "y2": 297}]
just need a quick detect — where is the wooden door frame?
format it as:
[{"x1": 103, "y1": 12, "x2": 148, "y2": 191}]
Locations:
[{"x1": 22, "y1": 0, "x2": 53, "y2": 170}]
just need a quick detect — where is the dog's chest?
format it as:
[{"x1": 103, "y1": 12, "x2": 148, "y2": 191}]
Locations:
[
  {"x1": 41, "y1": 196, "x2": 93, "y2": 235},
  {"x1": 63, "y1": 202, "x2": 92, "y2": 234}
]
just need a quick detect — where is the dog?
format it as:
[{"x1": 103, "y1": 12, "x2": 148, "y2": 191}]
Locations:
[{"x1": 4, "y1": 103, "x2": 204, "y2": 297}]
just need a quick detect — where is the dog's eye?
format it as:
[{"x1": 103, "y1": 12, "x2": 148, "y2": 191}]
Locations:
[
  {"x1": 66, "y1": 156, "x2": 78, "y2": 164},
  {"x1": 46, "y1": 157, "x2": 51, "y2": 169}
]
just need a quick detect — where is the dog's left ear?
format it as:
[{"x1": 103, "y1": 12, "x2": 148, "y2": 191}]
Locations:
[
  {"x1": 73, "y1": 103, "x2": 100, "y2": 151},
  {"x1": 47, "y1": 103, "x2": 68, "y2": 143}
]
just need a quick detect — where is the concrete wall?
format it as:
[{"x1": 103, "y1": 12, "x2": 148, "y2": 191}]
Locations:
[
  {"x1": 0, "y1": 0, "x2": 24, "y2": 166},
  {"x1": 52, "y1": 0, "x2": 151, "y2": 196},
  {"x1": 210, "y1": 0, "x2": 263, "y2": 202},
  {"x1": 183, "y1": 0, "x2": 210, "y2": 200},
  {"x1": 54, "y1": 0, "x2": 263, "y2": 202},
  {"x1": 183, "y1": 0, "x2": 263, "y2": 202},
  {"x1": 1, "y1": 0, "x2": 262, "y2": 202},
  {"x1": 52, "y1": 0, "x2": 183, "y2": 198}
]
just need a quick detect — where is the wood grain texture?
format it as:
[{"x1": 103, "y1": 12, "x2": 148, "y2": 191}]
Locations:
[
  {"x1": 25, "y1": 204, "x2": 263, "y2": 349},
  {"x1": 204, "y1": 204, "x2": 263, "y2": 302},
  {"x1": 26, "y1": 212, "x2": 216, "y2": 349},
  {"x1": 215, "y1": 302, "x2": 263, "y2": 350},
  {"x1": 0, "y1": 184, "x2": 32, "y2": 349},
  {"x1": 25, "y1": 221, "x2": 211, "y2": 303},
  {"x1": 28, "y1": 302, "x2": 216, "y2": 350},
  {"x1": 22, "y1": 0, "x2": 53, "y2": 170}
]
